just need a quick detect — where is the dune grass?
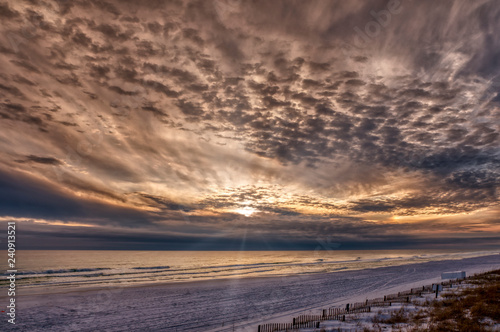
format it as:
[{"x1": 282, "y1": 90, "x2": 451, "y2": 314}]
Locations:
[
  {"x1": 426, "y1": 269, "x2": 499, "y2": 332},
  {"x1": 365, "y1": 269, "x2": 500, "y2": 332}
]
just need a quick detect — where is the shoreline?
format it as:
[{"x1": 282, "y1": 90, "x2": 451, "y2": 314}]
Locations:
[{"x1": 5, "y1": 252, "x2": 499, "y2": 298}]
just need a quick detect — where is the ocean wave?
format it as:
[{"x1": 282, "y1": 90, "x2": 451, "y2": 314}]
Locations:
[
  {"x1": 199, "y1": 261, "x2": 294, "y2": 270},
  {"x1": 9, "y1": 268, "x2": 109, "y2": 275}
]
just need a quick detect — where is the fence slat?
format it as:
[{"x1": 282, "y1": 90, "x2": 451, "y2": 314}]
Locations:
[{"x1": 257, "y1": 282, "x2": 439, "y2": 331}]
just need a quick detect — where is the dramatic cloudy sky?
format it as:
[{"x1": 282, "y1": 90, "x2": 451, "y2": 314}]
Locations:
[{"x1": 0, "y1": 0, "x2": 499, "y2": 249}]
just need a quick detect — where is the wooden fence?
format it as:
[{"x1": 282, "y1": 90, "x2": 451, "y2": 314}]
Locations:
[
  {"x1": 258, "y1": 307, "x2": 371, "y2": 332},
  {"x1": 257, "y1": 277, "x2": 465, "y2": 331},
  {"x1": 257, "y1": 320, "x2": 319, "y2": 332}
]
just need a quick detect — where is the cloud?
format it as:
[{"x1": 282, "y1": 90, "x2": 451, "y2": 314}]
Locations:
[
  {"x1": 22, "y1": 155, "x2": 62, "y2": 165},
  {"x1": 0, "y1": 0, "x2": 498, "y2": 249},
  {"x1": 0, "y1": 2, "x2": 19, "y2": 18},
  {"x1": 0, "y1": 167, "x2": 157, "y2": 225}
]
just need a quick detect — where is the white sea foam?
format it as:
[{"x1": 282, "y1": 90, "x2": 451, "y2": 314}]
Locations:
[{"x1": 6, "y1": 249, "x2": 498, "y2": 291}]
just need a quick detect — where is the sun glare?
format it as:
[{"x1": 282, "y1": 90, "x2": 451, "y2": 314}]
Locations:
[{"x1": 233, "y1": 206, "x2": 259, "y2": 217}]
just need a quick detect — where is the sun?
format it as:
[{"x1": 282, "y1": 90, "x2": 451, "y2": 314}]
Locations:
[{"x1": 233, "y1": 206, "x2": 259, "y2": 217}]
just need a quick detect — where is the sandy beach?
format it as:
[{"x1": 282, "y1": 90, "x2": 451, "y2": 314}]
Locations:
[{"x1": 1, "y1": 253, "x2": 498, "y2": 331}]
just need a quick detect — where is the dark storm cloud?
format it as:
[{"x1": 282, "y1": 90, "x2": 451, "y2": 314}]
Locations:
[
  {"x1": 140, "y1": 79, "x2": 181, "y2": 98},
  {"x1": 0, "y1": 82, "x2": 25, "y2": 97},
  {"x1": 108, "y1": 85, "x2": 136, "y2": 95},
  {"x1": 0, "y1": 219, "x2": 487, "y2": 250},
  {"x1": 6, "y1": 210, "x2": 500, "y2": 250},
  {"x1": 138, "y1": 193, "x2": 194, "y2": 212},
  {"x1": 348, "y1": 182, "x2": 498, "y2": 215},
  {"x1": 21, "y1": 155, "x2": 62, "y2": 165},
  {"x1": 10, "y1": 59, "x2": 41, "y2": 73},
  {"x1": 141, "y1": 104, "x2": 167, "y2": 117},
  {"x1": 91, "y1": 23, "x2": 134, "y2": 41},
  {"x1": 0, "y1": 168, "x2": 157, "y2": 225},
  {"x1": 0, "y1": 3, "x2": 19, "y2": 18}
]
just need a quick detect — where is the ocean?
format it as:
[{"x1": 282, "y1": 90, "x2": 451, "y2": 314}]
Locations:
[{"x1": 4, "y1": 249, "x2": 498, "y2": 291}]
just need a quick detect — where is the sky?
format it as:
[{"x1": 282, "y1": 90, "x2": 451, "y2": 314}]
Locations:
[{"x1": 0, "y1": 0, "x2": 499, "y2": 250}]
